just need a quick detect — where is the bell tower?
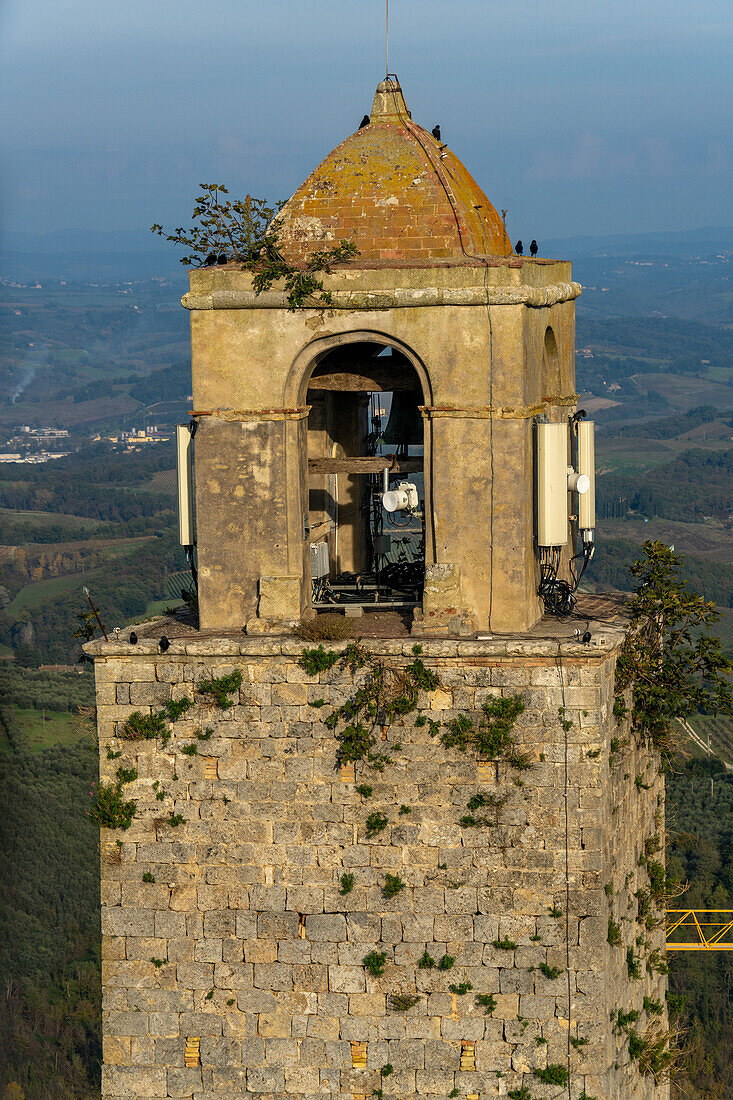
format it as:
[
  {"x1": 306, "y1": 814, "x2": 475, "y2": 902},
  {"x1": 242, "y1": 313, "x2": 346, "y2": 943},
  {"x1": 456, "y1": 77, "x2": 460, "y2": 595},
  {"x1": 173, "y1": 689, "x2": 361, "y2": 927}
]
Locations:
[
  {"x1": 89, "y1": 78, "x2": 668, "y2": 1100},
  {"x1": 182, "y1": 77, "x2": 584, "y2": 635}
]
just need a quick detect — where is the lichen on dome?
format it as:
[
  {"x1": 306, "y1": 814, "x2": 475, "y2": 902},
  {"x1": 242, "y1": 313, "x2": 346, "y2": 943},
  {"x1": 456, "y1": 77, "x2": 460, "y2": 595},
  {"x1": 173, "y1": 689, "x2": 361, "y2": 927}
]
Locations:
[{"x1": 277, "y1": 77, "x2": 511, "y2": 266}]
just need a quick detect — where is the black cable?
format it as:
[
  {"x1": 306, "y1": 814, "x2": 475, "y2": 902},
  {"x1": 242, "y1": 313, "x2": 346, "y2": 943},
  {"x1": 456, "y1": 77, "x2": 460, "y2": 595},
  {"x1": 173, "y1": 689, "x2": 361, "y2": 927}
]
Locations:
[
  {"x1": 539, "y1": 552, "x2": 576, "y2": 616},
  {"x1": 185, "y1": 546, "x2": 198, "y2": 589},
  {"x1": 542, "y1": 540, "x2": 600, "y2": 616},
  {"x1": 555, "y1": 641, "x2": 573, "y2": 1100},
  {"x1": 569, "y1": 543, "x2": 593, "y2": 590}
]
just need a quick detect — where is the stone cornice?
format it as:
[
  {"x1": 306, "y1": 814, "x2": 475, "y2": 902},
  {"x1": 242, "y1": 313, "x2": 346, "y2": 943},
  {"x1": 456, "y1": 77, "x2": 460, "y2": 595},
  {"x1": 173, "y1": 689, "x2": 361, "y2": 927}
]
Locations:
[
  {"x1": 190, "y1": 406, "x2": 311, "y2": 422},
  {"x1": 420, "y1": 400, "x2": 577, "y2": 420},
  {"x1": 83, "y1": 618, "x2": 626, "y2": 659},
  {"x1": 181, "y1": 281, "x2": 582, "y2": 312}
]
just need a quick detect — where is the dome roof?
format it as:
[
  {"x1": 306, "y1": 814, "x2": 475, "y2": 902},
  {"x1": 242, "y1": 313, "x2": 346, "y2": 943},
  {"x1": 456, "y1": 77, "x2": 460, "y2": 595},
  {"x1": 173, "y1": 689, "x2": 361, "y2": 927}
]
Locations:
[{"x1": 277, "y1": 78, "x2": 511, "y2": 265}]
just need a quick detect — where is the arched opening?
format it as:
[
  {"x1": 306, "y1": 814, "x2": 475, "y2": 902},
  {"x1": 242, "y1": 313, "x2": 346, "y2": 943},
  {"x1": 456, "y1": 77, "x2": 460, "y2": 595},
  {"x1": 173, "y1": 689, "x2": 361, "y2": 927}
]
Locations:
[
  {"x1": 304, "y1": 340, "x2": 427, "y2": 618},
  {"x1": 543, "y1": 326, "x2": 560, "y2": 395}
]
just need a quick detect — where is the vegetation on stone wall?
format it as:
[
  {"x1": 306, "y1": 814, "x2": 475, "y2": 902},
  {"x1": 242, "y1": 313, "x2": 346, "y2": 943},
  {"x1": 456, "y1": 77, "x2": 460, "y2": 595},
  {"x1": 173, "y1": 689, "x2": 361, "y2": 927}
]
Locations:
[
  {"x1": 195, "y1": 669, "x2": 242, "y2": 709},
  {"x1": 87, "y1": 777, "x2": 136, "y2": 830},
  {"x1": 151, "y1": 184, "x2": 359, "y2": 308}
]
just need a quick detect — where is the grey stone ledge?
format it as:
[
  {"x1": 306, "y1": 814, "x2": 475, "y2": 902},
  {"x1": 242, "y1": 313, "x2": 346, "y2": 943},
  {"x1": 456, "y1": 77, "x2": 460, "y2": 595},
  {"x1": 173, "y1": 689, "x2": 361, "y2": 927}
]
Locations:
[
  {"x1": 181, "y1": 281, "x2": 582, "y2": 312},
  {"x1": 84, "y1": 623, "x2": 626, "y2": 661}
]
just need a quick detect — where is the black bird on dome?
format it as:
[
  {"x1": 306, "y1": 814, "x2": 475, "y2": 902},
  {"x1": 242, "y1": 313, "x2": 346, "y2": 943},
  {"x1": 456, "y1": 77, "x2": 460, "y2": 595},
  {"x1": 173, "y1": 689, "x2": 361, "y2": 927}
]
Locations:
[
  {"x1": 515, "y1": 240, "x2": 523, "y2": 255},
  {"x1": 530, "y1": 240, "x2": 538, "y2": 256},
  {"x1": 359, "y1": 114, "x2": 370, "y2": 128},
  {"x1": 432, "y1": 124, "x2": 441, "y2": 140}
]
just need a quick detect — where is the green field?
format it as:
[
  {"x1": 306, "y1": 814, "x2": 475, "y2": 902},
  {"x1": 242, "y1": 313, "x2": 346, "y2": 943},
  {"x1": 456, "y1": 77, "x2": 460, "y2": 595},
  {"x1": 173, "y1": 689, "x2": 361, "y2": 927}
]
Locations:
[
  {"x1": 5, "y1": 540, "x2": 149, "y2": 617},
  {"x1": 595, "y1": 438, "x2": 678, "y2": 476},
  {"x1": 12, "y1": 707, "x2": 84, "y2": 751},
  {"x1": 0, "y1": 507, "x2": 102, "y2": 530},
  {"x1": 148, "y1": 468, "x2": 177, "y2": 494},
  {"x1": 142, "y1": 597, "x2": 175, "y2": 618},
  {"x1": 635, "y1": 371, "x2": 733, "y2": 411},
  {"x1": 704, "y1": 364, "x2": 733, "y2": 384},
  {"x1": 596, "y1": 434, "x2": 732, "y2": 478},
  {"x1": 597, "y1": 517, "x2": 733, "y2": 564},
  {"x1": 4, "y1": 569, "x2": 102, "y2": 615}
]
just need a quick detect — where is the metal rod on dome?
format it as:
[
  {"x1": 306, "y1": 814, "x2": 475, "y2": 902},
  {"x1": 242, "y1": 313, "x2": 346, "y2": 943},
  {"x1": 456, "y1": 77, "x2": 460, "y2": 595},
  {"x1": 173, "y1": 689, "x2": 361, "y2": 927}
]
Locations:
[{"x1": 386, "y1": 0, "x2": 389, "y2": 78}]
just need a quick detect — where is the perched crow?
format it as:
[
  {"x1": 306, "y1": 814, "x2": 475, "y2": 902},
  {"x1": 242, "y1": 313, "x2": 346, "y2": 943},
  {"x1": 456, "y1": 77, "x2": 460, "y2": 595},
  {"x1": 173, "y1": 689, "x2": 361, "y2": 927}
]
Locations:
[
  {"x1": 515, "y1": 240, "x2": 523, "y2": 255},
  {"x1": 530, "y1": 239, "x2": 538, "y2": 256},
  {"x1": 128, "y1": 631, "x2": 138, "y2": 645},
  {"x1": 216, "y1": 253, "x2": 228, "y2": 265},
  {"x1": 359, "y1": 114, "x2": 370, "y2": 128},
  {"x1": 204, "y1": 253, "x2": 218, "y2": 266},
  {"x1": 159, "y1": 636, "x2": 170, "y2": 653},
  {"x1": 432, "y1": 124, "x2": 441, "y2": 140}
]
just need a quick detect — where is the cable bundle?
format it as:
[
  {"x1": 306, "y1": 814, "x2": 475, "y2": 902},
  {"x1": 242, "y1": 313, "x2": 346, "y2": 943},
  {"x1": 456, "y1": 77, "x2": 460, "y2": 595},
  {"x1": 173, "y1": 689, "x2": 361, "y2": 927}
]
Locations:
[{"x1": 539, "y1": 542, "x2": 595, "y2": 617}]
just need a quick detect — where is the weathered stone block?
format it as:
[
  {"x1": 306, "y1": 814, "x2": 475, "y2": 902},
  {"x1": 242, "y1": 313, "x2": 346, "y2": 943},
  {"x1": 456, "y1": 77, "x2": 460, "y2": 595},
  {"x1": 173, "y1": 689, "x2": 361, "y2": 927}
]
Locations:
[
  {"x1": 258, "y1": 576, "x2": 300, "y2": 622},
  {"x1": 129, "y1": 681, "x2": 170, "y2": 706},
  {"x1": 246, "y1": 1065, "x2": 286, "y2": 1092},
  {"x1": 101, "y1": 1067, "x2": 166, "y2": 1096}
]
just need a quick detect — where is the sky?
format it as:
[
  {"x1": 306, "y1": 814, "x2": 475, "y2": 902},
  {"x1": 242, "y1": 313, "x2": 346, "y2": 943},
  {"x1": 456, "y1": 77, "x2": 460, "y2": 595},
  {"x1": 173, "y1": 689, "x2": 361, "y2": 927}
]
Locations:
[{"x1": 1, "y1": 0, "x2": 731, "y2": 243}]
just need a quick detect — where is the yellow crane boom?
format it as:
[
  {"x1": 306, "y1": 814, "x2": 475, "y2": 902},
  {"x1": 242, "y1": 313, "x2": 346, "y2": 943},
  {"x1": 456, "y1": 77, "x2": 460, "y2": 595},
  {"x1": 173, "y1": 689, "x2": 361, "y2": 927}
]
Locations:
[{"x1": 666, "y1": 910, "x2": 733, "y2": 951}]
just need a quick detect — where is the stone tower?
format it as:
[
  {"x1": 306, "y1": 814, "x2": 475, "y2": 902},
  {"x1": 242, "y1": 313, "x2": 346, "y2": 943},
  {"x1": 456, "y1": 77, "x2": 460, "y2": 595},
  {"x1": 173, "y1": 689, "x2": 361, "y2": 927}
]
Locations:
[{"x1": 89, "y1": 78, "x2": 668, "y2": 1100}]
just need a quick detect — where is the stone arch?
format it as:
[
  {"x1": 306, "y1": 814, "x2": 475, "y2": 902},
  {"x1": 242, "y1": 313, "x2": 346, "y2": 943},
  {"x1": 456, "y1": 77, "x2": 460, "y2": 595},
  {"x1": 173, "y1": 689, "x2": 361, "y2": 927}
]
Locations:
[
  {"x1": 286, "y1": 328, "x2": 435, "y2": 614},
  {"x1": 284, "y1": 329, "x2": 433, "y2": 408}
]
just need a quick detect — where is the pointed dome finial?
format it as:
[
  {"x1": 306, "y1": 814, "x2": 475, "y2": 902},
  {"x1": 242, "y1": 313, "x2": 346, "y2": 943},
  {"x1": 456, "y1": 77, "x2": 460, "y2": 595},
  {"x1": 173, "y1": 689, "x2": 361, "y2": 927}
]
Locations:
[{"x1": 371, "y1": 76, "x2": 411, "y2": 122}]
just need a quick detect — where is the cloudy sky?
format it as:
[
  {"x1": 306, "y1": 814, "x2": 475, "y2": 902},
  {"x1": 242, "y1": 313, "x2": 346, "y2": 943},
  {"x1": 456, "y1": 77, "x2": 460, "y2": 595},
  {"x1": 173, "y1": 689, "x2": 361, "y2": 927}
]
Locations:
[{"x1": 1, "y1": 0, "x2": 731, "y2": 242}]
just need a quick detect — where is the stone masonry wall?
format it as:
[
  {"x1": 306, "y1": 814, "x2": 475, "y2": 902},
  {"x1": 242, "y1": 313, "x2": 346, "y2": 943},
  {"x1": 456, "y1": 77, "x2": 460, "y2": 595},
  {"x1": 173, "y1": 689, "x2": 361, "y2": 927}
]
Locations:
[{"x1": 91, "y1": 633, "x2": 668, "y2": 1100}]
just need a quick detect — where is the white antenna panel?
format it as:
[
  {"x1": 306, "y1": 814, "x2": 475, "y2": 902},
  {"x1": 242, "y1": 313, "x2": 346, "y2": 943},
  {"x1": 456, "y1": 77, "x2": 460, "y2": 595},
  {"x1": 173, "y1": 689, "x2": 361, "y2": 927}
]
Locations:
[
  {"x1": 577, "y1": 420, "x2": 595, "y2": 532},
  {"x1": 176, "y1": 425, "x2": 195, "y2": 547},
  {"x1": 537, "y1": 422, "x2": 568, "y2": 547}
]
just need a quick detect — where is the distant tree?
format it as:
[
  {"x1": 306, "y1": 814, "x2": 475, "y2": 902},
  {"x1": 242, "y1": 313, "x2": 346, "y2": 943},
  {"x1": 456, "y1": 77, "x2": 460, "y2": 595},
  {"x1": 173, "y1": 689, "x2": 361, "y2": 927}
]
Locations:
[{"x1": 3, "y1": 1084, "x2": 26, "y2": 1100}]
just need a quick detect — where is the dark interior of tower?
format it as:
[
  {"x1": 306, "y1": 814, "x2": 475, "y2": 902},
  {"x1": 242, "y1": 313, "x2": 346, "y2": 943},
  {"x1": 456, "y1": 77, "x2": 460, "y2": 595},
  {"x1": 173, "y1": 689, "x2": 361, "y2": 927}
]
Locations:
[{"x1": 306, "y1": 342, "x2": 426, "y2": 611}]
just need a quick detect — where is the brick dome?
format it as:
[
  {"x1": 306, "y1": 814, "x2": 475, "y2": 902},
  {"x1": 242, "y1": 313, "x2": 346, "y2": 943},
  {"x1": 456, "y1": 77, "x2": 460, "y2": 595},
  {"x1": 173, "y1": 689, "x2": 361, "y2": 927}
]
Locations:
[{"x1": 277, "y1": 77, "x2": 512, "y2": 265}]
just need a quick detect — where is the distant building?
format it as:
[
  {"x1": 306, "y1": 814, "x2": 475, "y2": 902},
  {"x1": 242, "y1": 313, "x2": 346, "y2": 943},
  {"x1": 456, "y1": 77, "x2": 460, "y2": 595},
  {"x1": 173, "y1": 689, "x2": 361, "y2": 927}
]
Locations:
[
  {"x1": 0, "y1": 451, "x2": 71, "y2": 463},
  {"x1": 19, "y1": 426, "x2": 69, "y2": 438},
  {"x1": 92, "y1": 425, "x2": 173, "y2": 448}
]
